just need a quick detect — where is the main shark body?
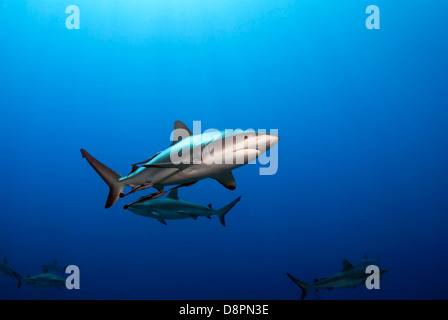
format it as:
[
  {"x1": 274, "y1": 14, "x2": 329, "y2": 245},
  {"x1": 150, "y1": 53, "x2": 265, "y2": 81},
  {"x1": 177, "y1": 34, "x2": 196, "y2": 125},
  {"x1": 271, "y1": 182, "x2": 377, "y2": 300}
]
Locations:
[
  {"x1": 0, "y1": 258, "x2": 22, "y2": 288},
  {"x1": 81, "y1": 121, "x2": 278, "y2": 208},
  {"x1": 287, "y1": 255, "x2": 388, "y2": 299},
  {"x1": 22, "y1": 272, "x2": 66, "y2": 289},
  {"x1": 127, "y1": 188, "x2": 241, "y2": 226}
]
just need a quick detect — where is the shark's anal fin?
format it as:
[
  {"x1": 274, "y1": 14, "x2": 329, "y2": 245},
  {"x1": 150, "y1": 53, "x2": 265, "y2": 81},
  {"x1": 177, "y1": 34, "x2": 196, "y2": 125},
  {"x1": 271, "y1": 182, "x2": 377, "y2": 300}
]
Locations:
[
  {"x1": 342, "y1": 260, "x2": 354, "y2": 272},
  {"x1": 213, "y1": 171, "x2": 236, "y2": 190}
]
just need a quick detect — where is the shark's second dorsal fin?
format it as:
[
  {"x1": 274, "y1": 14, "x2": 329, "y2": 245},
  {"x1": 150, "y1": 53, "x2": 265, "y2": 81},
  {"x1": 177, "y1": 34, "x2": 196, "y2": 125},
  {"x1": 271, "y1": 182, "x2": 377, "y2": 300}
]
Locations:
[
  {"x1": 342, "y1": 260, "x2": 354, "y2": 272},
  {"x1": 166, "y1": 188, "x2": 179, "y2": 200},
  {"x1": 171, "y1": 121, "x2": 193, "y2": 146}
]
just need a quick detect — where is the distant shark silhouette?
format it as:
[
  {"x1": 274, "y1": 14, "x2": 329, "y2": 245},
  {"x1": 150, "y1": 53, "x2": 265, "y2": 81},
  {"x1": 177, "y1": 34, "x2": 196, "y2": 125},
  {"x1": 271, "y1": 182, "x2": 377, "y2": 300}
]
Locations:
[
  {"x1": 81, "y1": 121, "x2": 278, "y2": 208},
  {"x1": 41, "y1": 259, "x2": 67, "y2": 275},
  {"x1": 287, "y1": 255, "x2": 388, "y2": 299},
  {"x1": 21, "y1": 271, "x2": 66, "y2": 289},
  {"x1": 0, "y1": 258, "x2": 22, "y2": 288},
  {"x1": 126, "y1": 188, "x2": 241, "y2": 226}
]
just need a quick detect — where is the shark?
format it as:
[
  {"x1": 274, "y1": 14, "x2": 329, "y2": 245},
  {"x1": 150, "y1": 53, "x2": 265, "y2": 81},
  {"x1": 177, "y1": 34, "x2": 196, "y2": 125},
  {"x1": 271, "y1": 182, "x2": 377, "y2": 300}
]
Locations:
[
  {"x1": 286, "y1": 255, "x2": 388, "y2": 299},
  {"x1": 81, "y1": 121, "x2": 279, "y2": 208},
  {"x1": 22, "y1": 272, "x2": 66, "y2": 289},
  {"x1": 41, "y1": 259, "x2": 67, "y2": 275},
  {"x1": 126, "y1": 188, "x2": 241, "y2": 226},
  {"x1": 0, "y1": 258, "x2": 23, "y2": 288}
]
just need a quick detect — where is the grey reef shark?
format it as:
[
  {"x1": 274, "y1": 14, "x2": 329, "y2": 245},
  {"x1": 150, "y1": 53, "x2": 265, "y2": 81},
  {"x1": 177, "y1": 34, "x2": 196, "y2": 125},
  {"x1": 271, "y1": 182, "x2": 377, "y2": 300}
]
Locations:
[
  {"x1": 287, "y1": 255, "x2": 388, "y2": 299},
  {"x1": 81, "y1": 120, "x2": 279, "y2": 209},
  {"x1": 21, "y1": 271, "x2": 66, "y2": 289},
  {"x1": 0, "y1": 258, "x2": 22, "y2": 288},
  {"x1": 126, "y1": 188, "x2": 241, "y2": 226}
]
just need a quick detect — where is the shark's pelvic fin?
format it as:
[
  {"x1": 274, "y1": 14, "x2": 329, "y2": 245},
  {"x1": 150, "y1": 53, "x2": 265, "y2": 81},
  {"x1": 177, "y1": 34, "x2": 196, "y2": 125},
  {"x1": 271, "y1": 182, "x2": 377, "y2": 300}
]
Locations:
[
  {"x1": 81, "y1": 149, "x2": 126, "y2": 209},
  {"x1": 213, "y1": 171, "x2": 236, "y2": 190},
  {"x1": 342, "y1": 260, "x2": 354, "y2": 272},
  {"x1": 286, "y1": 273, "x2": 311, "y2": 300},
  {"x1": 217, "y1": 196, "x2": 241, "y2": 226}
]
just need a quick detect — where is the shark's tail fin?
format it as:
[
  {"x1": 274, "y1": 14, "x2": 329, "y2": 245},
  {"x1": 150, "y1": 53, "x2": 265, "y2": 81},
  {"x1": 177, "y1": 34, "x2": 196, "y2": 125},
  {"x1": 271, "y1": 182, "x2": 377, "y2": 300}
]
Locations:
[
  {"x1": 216, "y1": 196, "x2": 241, "y2": 227},
  {"x1": 286, "y1": 272, "x2": 311, "y2": 300},
  {"x1": 11, "y1": 269, "x2": 23, "y2": 289},
  {"x1": 81, "y1": 149, "x2": 126, "y2": 208}
]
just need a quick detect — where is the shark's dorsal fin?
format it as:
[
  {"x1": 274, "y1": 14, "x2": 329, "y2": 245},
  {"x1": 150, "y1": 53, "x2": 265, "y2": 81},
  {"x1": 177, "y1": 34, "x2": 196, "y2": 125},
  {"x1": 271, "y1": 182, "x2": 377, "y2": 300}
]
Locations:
[
  {"x1": 207, "y1": 204, "x2": 212, "y2": 209},
  {"x1": 342, "y1": 260, "x2": 354, "y2": 272},
  {"x1": 43, "y1": 267, "x2": 49, "y2": 274},
  {"x1": 363, "y1": 254, "x2": 368, "y2": 260},
  {"x1": 54, "y1": 259, "x2": 57, "y2": 265},
  {"x1": 170, "y1": 121, "x2": 193, "y2": 146},
  {"x1": 3, "y1": 258, "x2": 7, "y2": 264},
  {"x1": 213, "y1": 171, "x2": 236, "y2": 190},
  {"x1": 166, "y1": 188, "x2": 179, "y2": 200}
]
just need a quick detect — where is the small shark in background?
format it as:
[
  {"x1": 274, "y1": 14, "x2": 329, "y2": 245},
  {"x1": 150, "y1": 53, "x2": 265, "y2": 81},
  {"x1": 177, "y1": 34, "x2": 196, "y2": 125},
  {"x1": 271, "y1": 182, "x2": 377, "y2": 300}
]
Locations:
[
  {"x1": 41, "y1": 259, "x2": 67, "y2": 275},
  {"x1": 126, "y1": 188, "x2": 241, "y2": 226},
  {"x1": 0, "y1": 258, "x2": 22, "y2": 288},
  {"x1": 287, "y1": 255, "x2": 388, "y2": 299},
  {"x1": 81, "y1": 121, "x2": 278, "y2": 208},
  {"x1": 21, "y1": 272, "x2": 66, "y2": 289}
]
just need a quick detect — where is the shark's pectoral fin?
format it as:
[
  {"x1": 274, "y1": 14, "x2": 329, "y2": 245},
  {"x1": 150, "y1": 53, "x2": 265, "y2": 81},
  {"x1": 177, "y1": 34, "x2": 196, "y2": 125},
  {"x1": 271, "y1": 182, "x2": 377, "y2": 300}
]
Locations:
[
  {"x1": 213, "y1": 171, "x2": 236, "y2": 190},
  {"x1": 152, "y1": 212, "x2": 167, "y2": 225}
]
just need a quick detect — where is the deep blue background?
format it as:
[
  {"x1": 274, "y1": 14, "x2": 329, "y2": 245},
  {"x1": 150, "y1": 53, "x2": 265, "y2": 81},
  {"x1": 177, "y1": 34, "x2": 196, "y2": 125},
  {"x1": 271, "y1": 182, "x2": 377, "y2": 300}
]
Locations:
[{"x1": 1, "y1": 0, "x2": 447, "y2": 299}]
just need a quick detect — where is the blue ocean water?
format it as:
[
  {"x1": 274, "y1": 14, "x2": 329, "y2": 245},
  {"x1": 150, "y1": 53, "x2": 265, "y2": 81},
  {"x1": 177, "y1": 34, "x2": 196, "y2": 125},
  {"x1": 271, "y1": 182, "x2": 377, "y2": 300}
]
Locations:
[{"x1": 0, "y1": 0, "x2": 447, "y2": 300}]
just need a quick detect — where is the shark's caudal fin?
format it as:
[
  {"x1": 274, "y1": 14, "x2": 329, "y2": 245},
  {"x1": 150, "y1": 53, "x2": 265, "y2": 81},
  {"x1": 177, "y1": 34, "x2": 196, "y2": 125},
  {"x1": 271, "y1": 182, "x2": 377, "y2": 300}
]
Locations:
[
  {"x1": 10, "y1": 269, "x2": 23, "y2": 289},
  {"x1": 286, "y1": 273, "x2": 311, "y2": 300},
  {"x1": 81, "y1": 149, "x2": 126, "y2": 208},
  {"x1": 216, "y1": 196, "x2": 241, "y2": 227}
]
